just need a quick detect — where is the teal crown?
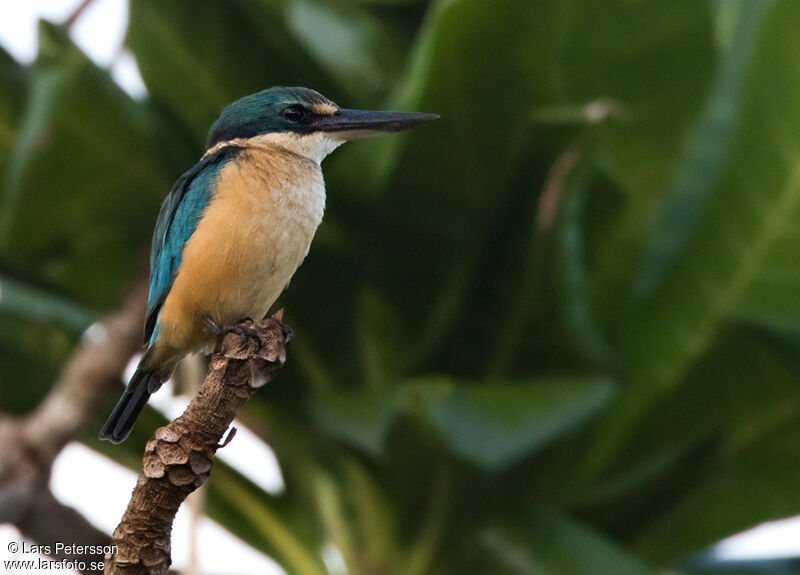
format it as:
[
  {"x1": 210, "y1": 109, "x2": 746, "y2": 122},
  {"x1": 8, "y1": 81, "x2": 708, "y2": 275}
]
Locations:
[{"x1": 206, "y1": 86, "x2": 338, "y2": 149}]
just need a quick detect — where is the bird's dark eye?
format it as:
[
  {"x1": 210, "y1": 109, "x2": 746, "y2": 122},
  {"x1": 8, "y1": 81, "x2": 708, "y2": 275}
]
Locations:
[{"x1": 282, "y1": 105, "x2": 312, "y2": 124}]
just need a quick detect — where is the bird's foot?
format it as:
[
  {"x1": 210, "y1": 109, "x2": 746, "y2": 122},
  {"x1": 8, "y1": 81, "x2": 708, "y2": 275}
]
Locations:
[
  {"x1": 204, "y1": 313, "x2": 292, "y2": 365},
  {"x1": 227, "y1": 321, "x2": 263, "y2": 352},
  {"x1": 204, "y1": 316, "x2": 262, "y2": 351}
]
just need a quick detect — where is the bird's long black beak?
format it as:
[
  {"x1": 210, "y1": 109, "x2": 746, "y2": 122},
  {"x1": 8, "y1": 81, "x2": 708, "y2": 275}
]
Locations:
[{"x1": 319, "y1": 109, "x2": 439, "y2": 140}]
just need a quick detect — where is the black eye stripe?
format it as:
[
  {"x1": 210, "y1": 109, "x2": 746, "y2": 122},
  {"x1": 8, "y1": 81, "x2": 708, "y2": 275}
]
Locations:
[{"x1": 282, "y1": 105, "x2": 314, "y2": 124}]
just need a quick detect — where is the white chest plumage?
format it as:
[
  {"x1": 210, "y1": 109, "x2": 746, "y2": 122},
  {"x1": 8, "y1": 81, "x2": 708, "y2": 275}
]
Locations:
[{"x1": 238, "y1": 145, "x2": 327, "y2": 316}]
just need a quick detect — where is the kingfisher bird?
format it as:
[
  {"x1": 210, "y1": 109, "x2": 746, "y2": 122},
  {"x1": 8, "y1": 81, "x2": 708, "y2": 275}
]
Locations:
[{"x1": 100, "y1": 86, "x2": 437, "y2": 443}]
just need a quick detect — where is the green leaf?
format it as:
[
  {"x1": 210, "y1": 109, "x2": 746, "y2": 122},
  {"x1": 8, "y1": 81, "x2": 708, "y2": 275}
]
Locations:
[
  {"x1": 0, "y1": 21, "x2": 171, "y2": 309},
  {"x1": 313, "y1": 376, "x2": 614, "y2": 469},
  {"x1": 338, "y1": 0, "x2": 715, "y2": 373},
  {"x1": 480, "y1": 508, "x2": 654, "y2": 575},
  {"x1": 586, "y1": 0, "x2": 800, "y2": 474},
  {"x1": 633, "y1": 415, "x2": 800, "y2": 563},
  {"x1": 323, "y1": 0, "x2": 555, "y2": 370},
  {"x1": 562, "y1": 1, "x2": 715, "y2": 198},
  {"x1": 312, "y1": 387, "x2": 399, "y2": 457},
  {"x1": 342, "y1": 458, "x2": 399, "y2": 570},
  {"x1": 541, "y1": 144, "x2": 614, "y2": 370},
  {"x1": 575, "y1": 1, "x2": 716, "y2": 318},
  {"x1": 684, "y1": 558, "x2": 800, "y2": 575},
  {"x1": 285, "y1": 0, "x2": 404, "y2": 103},
  {"x1": 0, "y1": 273, "x2": 94, "y2": 331},
  {"x1": 355, "y1": 0, "x2": 429, "y2": 5},
  {"x1": 635, "y1": 0, "x2": 768, "y2": 295},
  {"x1": 423, "y1": 377, "x2": 615, "y2": 469},
  {"x1": 356, "y1": 286, "x2": 408, "y2": 386},
  {"x1": 0, "y1": 317, "x2": 73, "y2": 413},
  {"x1": 214, "y1": 473, "x2": 329, "y2": 575},
  {"x1": 129, "y1": 0, "x2": 337, "y2": 145},
  {"x1": 568, "y1": 328, "x2": 800, "y2": 545},
  {"x1": 0, "y1": 46, "x2": 27, "y2": 171}
]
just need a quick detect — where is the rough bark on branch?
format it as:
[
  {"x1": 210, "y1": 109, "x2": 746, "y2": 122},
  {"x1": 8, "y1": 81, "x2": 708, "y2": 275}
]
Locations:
[
  {"x1": 104, "y1": 315, "x2": 290, "y2": 575},
  {"x1": 0, "y1": 280, "x2": 148, "y2": 571}
]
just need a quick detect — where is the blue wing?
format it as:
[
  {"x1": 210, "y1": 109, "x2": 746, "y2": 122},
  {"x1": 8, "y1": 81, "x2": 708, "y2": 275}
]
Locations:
[{"x1": 144, "y1": 145, "x2": 243, "y2": 344}]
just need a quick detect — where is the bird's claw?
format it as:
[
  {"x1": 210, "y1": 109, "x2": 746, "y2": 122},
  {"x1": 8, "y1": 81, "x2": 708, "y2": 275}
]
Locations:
[
  {"x1": 267, "y1": 309, "x2": 293, "y2": 343},
  {"x1": 204, "y1": 315, "x2": 263, "y2": 351},
  {"x1": 225, "y1": 320, "x2": 263, "y2": 351},
  {"x1": 205, "y1": 314, "x2": 291, "y2": 355},
  {"x1": 277, "y1": 320, "x2": 293, "y2": 343},
  {"x1": 202, "y1": 315, "x2": 223, "y2": 336}
]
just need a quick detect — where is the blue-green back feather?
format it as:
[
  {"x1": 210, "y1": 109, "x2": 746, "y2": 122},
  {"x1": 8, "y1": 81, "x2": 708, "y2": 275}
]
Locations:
[{"x1": 144, "y1": 146, "x2": 243, "y2": 344}]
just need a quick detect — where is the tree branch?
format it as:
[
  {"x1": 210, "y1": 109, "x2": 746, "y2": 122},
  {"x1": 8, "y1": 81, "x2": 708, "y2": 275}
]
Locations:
[
  {"x1": 0, "y1": 279, "x2": 148, "y2": 572},
  {"x1": 63, "y1": 0, "x2": 96, "y2": 29},
  {"x1": 105, "y1": 315, "x2": 290, "y2": 575},
  {"x1": 25, "y1": 280, "x2": 149, "y2": 457}
]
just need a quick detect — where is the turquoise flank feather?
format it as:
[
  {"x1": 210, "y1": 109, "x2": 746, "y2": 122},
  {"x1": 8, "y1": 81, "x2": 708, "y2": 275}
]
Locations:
[{"x1": 144, "y1": 145, "x2": 243, "y2": 345}]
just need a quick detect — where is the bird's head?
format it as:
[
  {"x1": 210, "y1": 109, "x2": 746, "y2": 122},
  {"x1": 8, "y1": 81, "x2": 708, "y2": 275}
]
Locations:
[{"x1": 205, "y1": 86, "x2": 438, "y2": 163}]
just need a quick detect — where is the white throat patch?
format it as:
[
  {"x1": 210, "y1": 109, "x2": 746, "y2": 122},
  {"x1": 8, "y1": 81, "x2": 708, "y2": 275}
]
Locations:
[{"x1": 204, "y1": 132, "x2": 344, "y2": 164}]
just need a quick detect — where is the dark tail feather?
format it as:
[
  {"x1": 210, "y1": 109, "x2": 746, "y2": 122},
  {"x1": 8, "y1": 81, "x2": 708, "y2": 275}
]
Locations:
[{"x1": 99, "y1": 369, "x2": 159, "y2": 443}]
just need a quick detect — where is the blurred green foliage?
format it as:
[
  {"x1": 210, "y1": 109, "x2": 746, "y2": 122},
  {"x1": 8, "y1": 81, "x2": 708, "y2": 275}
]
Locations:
[{"x1": 2, "y1": 0, "x2": 800, "y2": 573}]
